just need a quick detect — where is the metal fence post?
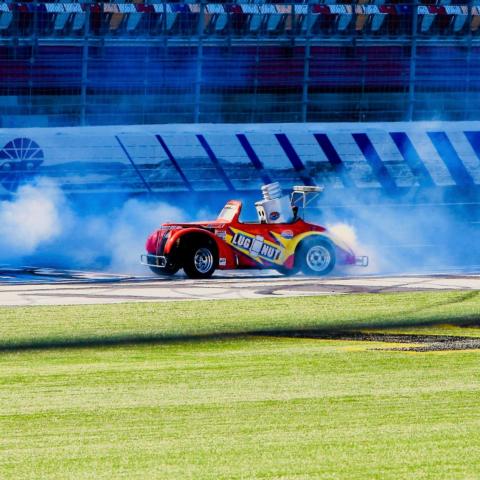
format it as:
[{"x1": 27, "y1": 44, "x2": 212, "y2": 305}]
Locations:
[
  {"x1": 301, "y1": 0, "x2": 312, "y2": 122},
  {"x1": 29, "y1": 0, "x2": 38, "y2": 118},
  {"x1": 407, "y1": 1, "x2": 418, "y2": 121},
  {"x1": 465, "y1": 0, "x2": 473, "y2": 119},
  {"x1": 80, "y1": 1, "x2": 90, "y2": 126},
  {"x1": 194, "y1": 0, "x2": 205, "y2": 123}
]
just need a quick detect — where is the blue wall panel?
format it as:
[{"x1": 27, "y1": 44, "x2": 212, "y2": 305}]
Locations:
[{"x1": 1, "y1": 122, "x2": 480, "y2": 196}]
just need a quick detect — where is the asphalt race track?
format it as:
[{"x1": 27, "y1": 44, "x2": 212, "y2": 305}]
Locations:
[{"x1": 0, "y1": 267, "x2": 479, "y2": 306}]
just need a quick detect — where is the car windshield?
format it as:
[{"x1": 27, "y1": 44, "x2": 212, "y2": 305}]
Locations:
[{"x1": 217, "y1": 204, "x2": 237, "y2": 221}]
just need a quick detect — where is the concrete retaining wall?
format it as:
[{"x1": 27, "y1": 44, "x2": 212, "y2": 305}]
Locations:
[{"x1": 1, "y1": 122, "x2": 479, "y2": 195}]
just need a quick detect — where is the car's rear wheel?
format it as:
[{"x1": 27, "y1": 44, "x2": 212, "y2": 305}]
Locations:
[
  {"x1": 183, "y1": 242, "x2": 217, "y2": 279},
  {"x1": 275, "y1": 265, "x2": 300, "y2": 277},
  {"x1": 298, "y1": 238, "x2": 335, "y2": 276}
]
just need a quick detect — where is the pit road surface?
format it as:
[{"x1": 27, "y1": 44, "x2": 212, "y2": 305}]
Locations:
[{"x1": 0, "y1": 268, "x2": 478, "y2": 306}]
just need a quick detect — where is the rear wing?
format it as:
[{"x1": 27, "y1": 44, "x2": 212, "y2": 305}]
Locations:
[{"x1": 290, "y1": 185, "x2": 324, "y2": 219}]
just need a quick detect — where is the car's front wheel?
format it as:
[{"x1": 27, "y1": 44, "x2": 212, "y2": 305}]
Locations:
[
  {"x1": 298, "y1": 238, "x2": 335, "y2": 276},
  {"x1": 183, "y1": 242, "x2": 217, "y2": 279},
  {"x1": 146, "y1": 256, "x2": 179, "y2": 276}
]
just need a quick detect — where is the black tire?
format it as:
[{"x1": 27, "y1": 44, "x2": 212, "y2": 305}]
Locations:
[
  {"x1": 275, "y1": 265, "x2": 300, "y2": 277},
  {"x1": 146, "y1": 256, "x2": 179, "y2": 277},
  {"x1": 148, "y1": 265, "x2": 179, "y2": 276},
  {"x1": 298, "y1": 238, "x2": 335, "y2": 276},
  {"x1": 183, "y1": 240, "x2": 218, "y2": 279}
]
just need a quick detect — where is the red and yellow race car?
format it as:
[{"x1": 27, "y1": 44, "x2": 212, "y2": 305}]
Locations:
[{"x1": 142, "y1": 183, "x2": 368, "y2": 279}]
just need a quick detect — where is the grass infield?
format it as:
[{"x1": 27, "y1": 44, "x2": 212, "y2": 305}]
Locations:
[{"x1": 0, "y1": 291, "x2": 480, "y2": 479}]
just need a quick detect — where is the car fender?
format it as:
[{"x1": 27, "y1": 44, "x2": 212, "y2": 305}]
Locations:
[
  {"x1": 164, "y1": 227, "x2": 222, "y2": 256},
  {"x1": 278, "y1": 231, "x2": 354, "y2": 262}
]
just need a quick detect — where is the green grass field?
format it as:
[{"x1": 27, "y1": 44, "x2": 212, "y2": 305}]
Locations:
[{"x1": 1, "y1": 291, "x2": 480, "y2": 479}]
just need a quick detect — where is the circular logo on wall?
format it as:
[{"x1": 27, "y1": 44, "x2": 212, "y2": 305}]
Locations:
[{"x1": 0, "y1": 138, "x2": 44, "y2": 191}]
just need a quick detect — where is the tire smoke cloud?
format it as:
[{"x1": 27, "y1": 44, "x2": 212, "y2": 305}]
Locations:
[
  {"x1": 0, "y1": 180, "x2": 197, "y2": 274},
  {"x1": 0, "y1": 179, "x2": 478, "y2": 275},
  {"x1": 320, "y1": 194, "x2": 480, "y2": 274}
]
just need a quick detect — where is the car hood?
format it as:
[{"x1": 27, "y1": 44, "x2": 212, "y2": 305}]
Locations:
[{"x1": 161, "y1": 221, "x2": 228, "y2": 229}]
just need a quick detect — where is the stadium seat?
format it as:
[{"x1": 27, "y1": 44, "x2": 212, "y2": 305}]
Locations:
[
  {"x1": 315, "y1": 6, "x2": 337, "y2": 35},
  {"x1": 294, "y1": 4, "x2": 308, "y2": 33},
  {"x1": 274, "y1": 5, "x2": 291, "y2": 33},
  {"x1": 71, "y1": 4, "x2": 86, "y2": 33},
  {"x1": 330, "y1": 5, "x2": 353, "y2": 32},
  {"x1": 471, "y1": 6, "x2": 480, "y2": 32},
  {"x1": 104, "y1": 3, "x2": 124, "y2": 33},
  {"x1": 48, "y1": 2, "x2": 71, "y2": 34},
  {"x1": 419, "y1": 5, "x2": 437, "y2": 33},
  {"x1": 164, "y1": 4, "x2": 179, "y2": 32},
  {"x1": 449, "y1": 6, "x2": 468, "y2": 33},
  {"x1": 0, "y1": 3, "x2": 12, "y2": 31},
  {"x1": 126, "y1": 1, "x2": 145, "y2": 33},
  {"x1": 370, "y1": 8, "x2": 387, "y2": 33},
  {"x1": 379, "y1": 5, "x2": 399, "y2": 35},
  {"x1": 244, "y1": 5, "x2": 263, "y2": 33},
  {"x1": 266, "y1": 6, "x2": 283, "y2": 33},
  {"x1": 226, "y1": 4, "x2": 246, "y2": 35},
  {"x1": 89, "y1": 3, "x2": 102, "y2": 36},
  {"x1": 17, "y1": 3, "x2": 33, "y2": 36},
  {"x1": 170, "y1": 4, "x2": 192, "y2": 35},
  {"x1": 205, "y1": 4, "x2": 227, "y2": 34},
  {"x1": 118, "y1": 3, "x2": 136, "y2": 33},
  {"x1": 394, "y1": 4, "x2": 412, "y2": 34},
  {"x1": 355, "y1": 2, "x2": 370, "y2": 32},
  {"x1": 151, "y1": 4, "x2": 166, "y2": 34},
  {"x1": 435, "y1": 6, "x2": 454, "y2": 34}
]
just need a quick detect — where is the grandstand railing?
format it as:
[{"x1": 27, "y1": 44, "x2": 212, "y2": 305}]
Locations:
[{"x1": 0, "y1": 1, "x2": 479, "y2": 126}]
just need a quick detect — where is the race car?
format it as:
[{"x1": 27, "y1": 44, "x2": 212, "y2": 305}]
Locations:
[{"x1": 141, "y1": 183, "x2": 368, "y2": 279}]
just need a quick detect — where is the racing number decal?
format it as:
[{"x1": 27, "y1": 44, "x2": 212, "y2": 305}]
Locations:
[{"x1": 228, "y1": 228, "x2": 283, "y2": 264}]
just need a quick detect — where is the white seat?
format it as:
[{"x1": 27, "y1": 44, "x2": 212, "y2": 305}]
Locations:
[
  {"x1": 0, "y1": 9, "x2": 13, "y2": 31},
  {"x1": 215, "y1": 13, "x2": 228, "y2": 32},
  {"x1": 126, "y1": 13, "x2": 142, "y2": 32}
]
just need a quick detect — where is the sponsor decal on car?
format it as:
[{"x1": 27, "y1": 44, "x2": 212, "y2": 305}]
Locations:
[
  {"x1": 215, "y1": 230, "x2": 227, "y2": 240},
  {"x1": 228, "y1": 228, "x2": 283, "y2": 263},
  {"x1": 281, "y1": 230, "x2": 294, "y2": 239},
  {"x1": 269, "y1": 211, "x2": 280, "y2": 221}
]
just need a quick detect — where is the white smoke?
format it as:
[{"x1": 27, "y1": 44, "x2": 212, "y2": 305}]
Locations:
[
  {"x1": 0, "y1": 180, "x2": 68, "y2": 260},
  {"x1": 1, "y1": 179, "x2": 476, "y2": 276},
  {"x1": 0, "y1": 179, "x2": 194, "y2": 273},
  {"x1": 106, "y1": 199, "x2": 186, "y2": 274},
  {"x1": 326, "y1": 222, "x2": 381, "y2": 274}
]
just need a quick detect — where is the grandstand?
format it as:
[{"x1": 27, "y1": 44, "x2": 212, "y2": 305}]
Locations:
[{"x1": 0, "y1": 1, "x2": 478, "y2": 127}]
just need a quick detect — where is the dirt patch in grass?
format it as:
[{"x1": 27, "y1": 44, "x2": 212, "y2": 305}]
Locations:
[{"x1": 261, "y1": 330, "x2": 480, "y2": 352}]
